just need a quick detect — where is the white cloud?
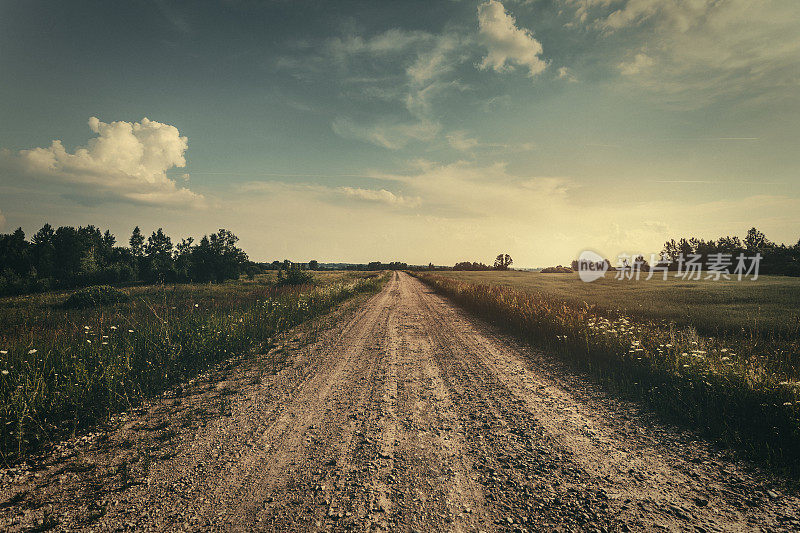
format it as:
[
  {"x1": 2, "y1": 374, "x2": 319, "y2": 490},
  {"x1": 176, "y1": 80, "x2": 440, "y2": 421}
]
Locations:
[
  {"x1": 328, "y1": 29, "x2": 431, "y2": 60},
  {"x1": 339, "y1": 186, "x2": 421, "y2": 208},
  {"x1": 477, "y1": 0, "x2": 547, "y2": 77},
  {"x1": 566, "y1": 0, "x2": 800, "y2": 104},
  {"x1": 618, "y1": 52, "x2": 654, "y2": 76},
  {"x1": 447, "y1": 130, "x2": 480, "y2": 152},
  {"x1": 406, "y1": 34, "x2": 466, "y2": 85},
  {"x1": 331, "y1": 116, "x2": 439, "y2": 150},
  {"x1": 0, "y1": 117, "x2": 204, "y2": 207},
  {"x1": 557, "y1": 66, "x2": 578, "y2": 82}
]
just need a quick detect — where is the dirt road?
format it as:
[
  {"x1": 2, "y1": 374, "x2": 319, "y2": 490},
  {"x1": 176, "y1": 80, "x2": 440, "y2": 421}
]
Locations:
[{"x1": 2, "y1": 271, "x2": 798, "y2": 531}]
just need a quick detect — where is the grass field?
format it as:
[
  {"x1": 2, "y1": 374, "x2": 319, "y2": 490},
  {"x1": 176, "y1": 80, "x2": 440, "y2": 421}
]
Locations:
[
  {"x1": 415, "y1": 271, "x2": 800, "y2": 473},
  {"x1": 0, "y1": 271, "x2": 384, "y2": 461},
  {"x1": 436, "y1": 271, "x2": 800, "y2": 339}
]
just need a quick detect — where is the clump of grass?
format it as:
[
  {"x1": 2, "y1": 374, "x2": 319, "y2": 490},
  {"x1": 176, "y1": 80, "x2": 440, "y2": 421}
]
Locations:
[
  {"x1": 0, "y1": 273, "x2": 386, "y2": 461},
  {"x1": 62, "y1": 285, "x2": 130, "y2": 309},
  {"x1": 415, "y1": 273, "x2": 800, "y2": 474}
]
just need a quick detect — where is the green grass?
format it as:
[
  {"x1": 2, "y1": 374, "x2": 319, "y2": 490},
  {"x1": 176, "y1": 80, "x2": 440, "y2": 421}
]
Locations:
[
  {"x1": 436, "y1": 271, "x2": 800, "y2": 339},
  {"x1": 0, "y1": 271, "x2": 385, "y2": 461},
  {"x1": 415, "y1": 271, "x2": 800, "y2": 474}
]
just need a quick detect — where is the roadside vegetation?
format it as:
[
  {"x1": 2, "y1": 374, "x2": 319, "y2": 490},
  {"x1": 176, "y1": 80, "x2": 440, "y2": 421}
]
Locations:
[
  {"x1": 0, "y1": 271, "x2": 385, "y2": 461},
  {"x1": 414, "y1": 271, "x2": 800, "y2": 473}
]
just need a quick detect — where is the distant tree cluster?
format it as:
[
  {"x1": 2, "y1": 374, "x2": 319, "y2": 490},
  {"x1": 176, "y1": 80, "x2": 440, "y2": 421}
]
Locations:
[
  {"x1": 452, "y1": 254, "x2": 513, "y2": 271},
  {"x1": 568, "y1": 228, "x2": 800, "y2": 276},
  {"x1": 453, "y1": 261, "x2": 493, "y2": 271},
  {"x1": 659, "y1": 228, "x2": 800, "y2": 276},
  {"x1": 345, "y1": 261, "x2": 409, "y2": 271},
  {"x1": 0, "y1": 224, "x2": 250, "y2": 296}
]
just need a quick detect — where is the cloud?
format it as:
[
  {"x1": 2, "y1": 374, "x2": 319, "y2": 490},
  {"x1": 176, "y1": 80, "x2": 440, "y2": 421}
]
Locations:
[
  {"x1": 618, "y1": 52, "x2": 654, "y2": 76},
  {"x1": 328, "y1": 29, "x2": 431, "y2": 60},
  {"x1": 477, "y1": 0, "x2": 547, "y2": 77},
  {"x1": 565, "y1": 0, "x2": 800, "y2": 105},
  {"x1": 0, "y1": 117, "x2": 204, "y2": 207},
  {"x1": 326, "y1": 4, "x2": 552, "y2": 150},
  {"x1": 447, "y1": 130, "x2": 480, "y2": 152},
  {"x1": 331, "y1": 116, "x2": 439, "y2": 150},
  {"x1": 339, "y1": 186, "x2": 421, "y2": 208},
  {"x1": 557, "y1": 66, "x2": 578, "y2": 82},
  {"x1": 406, "y1": 34, "x2": 466, "y2": 85}
]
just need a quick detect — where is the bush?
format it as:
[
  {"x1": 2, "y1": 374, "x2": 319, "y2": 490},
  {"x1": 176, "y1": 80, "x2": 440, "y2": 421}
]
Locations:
[
  {"x1": 62, "y1": 285, "x2": 130, "y2": 309},
  {"x1": 276, "y1": 266, "x2": 313, "y2": 286}
]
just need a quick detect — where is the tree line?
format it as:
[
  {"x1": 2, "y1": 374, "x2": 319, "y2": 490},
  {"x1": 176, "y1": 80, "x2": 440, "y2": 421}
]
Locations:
[
  {"x1": 0, "y1": 224, "x2": 251, "y2": 296},
  {"x1": 453, "y1": 254, "x2": 513, "y2": 271},
  {"x1": 569, "y1": 228, "x2": 800, "y2": 276}
]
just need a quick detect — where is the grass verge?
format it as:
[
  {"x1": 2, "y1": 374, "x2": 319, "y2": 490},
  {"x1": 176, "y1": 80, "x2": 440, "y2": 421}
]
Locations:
[
  {"x1": 413, "y1": 272, "x2": 800, "y2": 474},
  {"x1": 0, "y1": 272, "x2": 386, "y2": 462}
]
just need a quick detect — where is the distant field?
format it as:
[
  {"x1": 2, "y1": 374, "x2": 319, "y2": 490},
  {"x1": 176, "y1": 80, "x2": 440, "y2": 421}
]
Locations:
[{"x1": 435, "y1": 271, "x2": 800, "y2": 338}]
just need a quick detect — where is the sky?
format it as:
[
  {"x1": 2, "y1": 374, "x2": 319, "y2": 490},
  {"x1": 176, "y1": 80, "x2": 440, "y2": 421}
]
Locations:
[{"x1": 0, "y1": 0, "x2": 798, "y2": 267}]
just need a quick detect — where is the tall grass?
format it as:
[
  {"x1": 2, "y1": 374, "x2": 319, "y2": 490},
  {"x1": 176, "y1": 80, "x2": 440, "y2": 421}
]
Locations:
[
  {"x1": 0, "y1": 273, "x2": 385, "y2": 461},
  {"x1": 436, "y1": 270, "x2": 800, "y2": 340},
  {"x1": 415, "y1": 273, "x2": 800, "y2": 473}
]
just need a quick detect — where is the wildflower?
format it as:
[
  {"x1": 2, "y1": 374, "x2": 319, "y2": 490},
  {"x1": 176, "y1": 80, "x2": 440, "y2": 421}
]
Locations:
[
  {"x1": 721, "y1": 356, "x2": 730, "y2": 362},
  {"x1": 84, "y1": 326, "x2": 90, "y2": 330},
  {"x1": 128, "y1": 329, "x2": 134, "y2": 333},
  {"x1": 102, "y1": 342, "x2": 109, "y2": 345},
  {"x1": 665, "y1": 344, "x2": 673, "y2": 348},
  {"x1": 194, "y1": 304, "x2": 199, "y2": 308},
  {"x1": 0, "y1": 350, "x2": 7, "y2": 355},
  {"x1": 681, "y1": 352, "x2": 688, "y2": 356},
  {"x1": 28, "y1": 349, "x2": 37, "y2": 355},
  {"x1": 1, "y1": 370, "x2": 8, "y2": 375},
  {"x1": 87, "y1": 340, "x2": 92, "y2": 344},
  {"x1": 111, "y1": 326, "x2": 118, "y2": 330}
]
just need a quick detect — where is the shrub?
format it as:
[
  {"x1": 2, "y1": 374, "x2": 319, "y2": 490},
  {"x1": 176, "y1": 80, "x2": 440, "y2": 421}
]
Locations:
[
  {"x1": 276, "y1": 266, "x2": 313, "y2": 286},
  {"x1": 62, "y1": 285, "x2": 130, "y2": 309}
]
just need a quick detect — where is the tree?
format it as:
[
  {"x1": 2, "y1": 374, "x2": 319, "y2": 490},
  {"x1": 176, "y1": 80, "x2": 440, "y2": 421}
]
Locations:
[
  {"x1": 145, "y1": 228, "x2": 174, "y2": 281},
  {"x1": 102, "y1": 229, "x2": 116, "y2": 248},
  {"x1": 32, "y1": 224, "x2": 56, "y2": 279},
  {"x1": 308, "y1": 260, "x2": 319, "y2": 271},
  {"x1": 129, "y1": 226, "x2": 145, "y2": 257},
  {"x1": 745, "y1": 227, "x2": 772, "y2": 251},
  {"x1": 494, "y1": 253, "x2": 513, "y2": 270}
]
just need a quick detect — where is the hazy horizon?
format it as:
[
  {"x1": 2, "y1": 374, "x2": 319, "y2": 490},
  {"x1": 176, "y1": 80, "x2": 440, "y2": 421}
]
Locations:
[{"x1": 1, "y1": 0, "x2": 798, "y2": 268}]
